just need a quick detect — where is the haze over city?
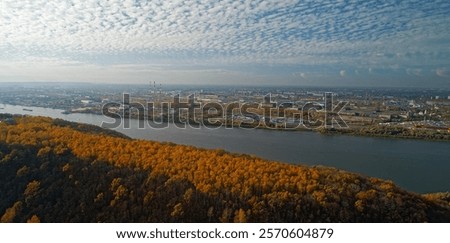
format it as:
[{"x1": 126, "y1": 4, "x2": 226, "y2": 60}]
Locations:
[{"x1": 1, "y1": 0, "x2": 449, "y2": 87}]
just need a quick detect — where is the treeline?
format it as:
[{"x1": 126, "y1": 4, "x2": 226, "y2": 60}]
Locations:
[
  {"x1": 0, "y1": 115, "x2": 449, "y2": 222},
  {"x1": 319, "y1": 125, "x2": 450, "y2": 141}
]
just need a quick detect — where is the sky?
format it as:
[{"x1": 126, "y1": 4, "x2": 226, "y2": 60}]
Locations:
[{"x1": 0, "y1": 0, "x2": 449, "y2": 88}]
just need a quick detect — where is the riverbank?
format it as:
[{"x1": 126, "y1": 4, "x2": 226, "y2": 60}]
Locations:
[
  {"x1": 2, "y1": 103, "x2": 450, "y2": 193},
  {"x1": 317, "y1": 126, "x2": 450, "y2": 142},
  {"x1": 2, "y1": 101, "x2": 449, "y2": 142},
  {"x1": 110, "y1": 112, "x2": 450, "y2": 142}
]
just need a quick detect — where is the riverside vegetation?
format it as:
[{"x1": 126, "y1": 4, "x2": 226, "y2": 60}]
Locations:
[{"x1": 0, "y1": 114, "x2": 449, "y2": 222}]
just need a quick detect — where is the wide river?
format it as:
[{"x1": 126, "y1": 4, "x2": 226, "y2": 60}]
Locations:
[{"x1": 1, "y1": 103, "x2": 449, "y2": 193}]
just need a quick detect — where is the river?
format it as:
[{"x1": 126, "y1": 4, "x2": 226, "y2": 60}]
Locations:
[{"x1": 1, "y1": 103, "x2": 449, "y2": 193}]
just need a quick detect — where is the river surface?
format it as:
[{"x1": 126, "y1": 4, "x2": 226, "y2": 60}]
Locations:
[{"x1": 1, "y1": 103, "x2": 449, "y2": 193}]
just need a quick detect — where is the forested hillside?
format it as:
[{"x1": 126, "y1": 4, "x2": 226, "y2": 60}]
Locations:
[{"x1": 1, "y1": 115, "x2": 449, "y2": 222}]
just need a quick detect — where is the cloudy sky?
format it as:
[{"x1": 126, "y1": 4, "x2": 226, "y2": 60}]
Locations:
[{"x1": 0, "y1": 0, "x2": 449, "y2": 87}]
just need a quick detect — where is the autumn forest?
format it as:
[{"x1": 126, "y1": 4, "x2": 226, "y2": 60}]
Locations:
[{"x1": 0, "y1": 114, "x2": 449, "y2": 222}]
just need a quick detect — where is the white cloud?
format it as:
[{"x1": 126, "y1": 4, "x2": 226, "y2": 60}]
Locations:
[
  {"x1": 340, "y1": 70, "x2": 346, "y2": 77},
  {"x1": 436, "y1": 68, "x2": 448, "y2": 77},
  {"x1": 292, "y1": 72, "x2": 307, "y2": 79},
  {"x1": 1, "y1": 1, "x2": 448, "y2": 63},
  {"x1": 0, "y1": 0, "x2": 449, "y2": 86},
  {"x1": 406, "y1": 68, "x2": 422, "y2": 76}
]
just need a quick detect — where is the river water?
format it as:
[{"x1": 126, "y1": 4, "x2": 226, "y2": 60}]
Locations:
[{"x1": 1, "y1": 103, "x2": 449, "y2": 193}]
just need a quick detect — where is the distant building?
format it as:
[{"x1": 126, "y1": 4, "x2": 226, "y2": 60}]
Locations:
[
  {"x1": 188, "y1": 94, "x2": 195, "y2": 107},
  {"x1": 173, "y1": 94, "x2": 180, "y2": 107},
  {"x1": 378, "y1": 114, "x2": 392, "y2": 120},
  {"x1": 264, "y1": 94, "x2": 271, "y2": 104},
  {"x1": 325, "y1": 92, "x2": 333, "y2": 111},
  {"x1": 123, "y1": 94, "x2": 130, "y2": 105},
  {"x1": 198, "y1": 94, "x2": 219, "y2": 103},
  {"x1": 279, "y1": 102, "x2": 294, "y2": 108},
  {"x1": 262, "y1": 94, "x2": 275, "y2": 108},
  {"x1": 80, "y1": 100, "x2": 92, "y2": 104}
]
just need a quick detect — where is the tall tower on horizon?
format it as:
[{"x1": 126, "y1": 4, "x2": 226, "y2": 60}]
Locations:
[{"x1": 325, "y1": 92, "x2": 333, "y2": 111}]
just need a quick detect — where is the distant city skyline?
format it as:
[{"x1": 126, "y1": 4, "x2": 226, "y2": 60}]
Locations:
[{"x1": 0, "y1": 0, "x2": 449, "y2": 88}]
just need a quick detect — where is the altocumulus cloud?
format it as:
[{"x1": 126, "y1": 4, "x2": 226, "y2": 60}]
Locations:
[
  {"x1": 0, "y1": 0, "x2": 449, "y2": 86},
  {"x1": 436, "y1": 68, "x2": 448, "y2": 77}
]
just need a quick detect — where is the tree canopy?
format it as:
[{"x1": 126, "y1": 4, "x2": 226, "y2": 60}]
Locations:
[{"x1": 0, "y1": 115, "x2": 449, "y2": 222}]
